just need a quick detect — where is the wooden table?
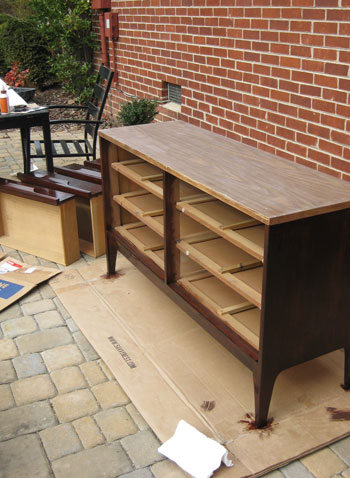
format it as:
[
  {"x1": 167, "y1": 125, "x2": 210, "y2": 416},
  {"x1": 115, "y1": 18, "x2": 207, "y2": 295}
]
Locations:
[
  {"x1": 0, "y1": 108, "x2": 53, "y2": 173},
  {"x1": 99, "y1": 120, "x2": 350, "y2": 427}
]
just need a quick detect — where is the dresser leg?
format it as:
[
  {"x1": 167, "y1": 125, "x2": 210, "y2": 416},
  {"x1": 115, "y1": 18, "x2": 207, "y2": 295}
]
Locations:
[
  {"x1": 107, "y1": 239, "x2": 118, "y2": 276},
  {"x1": 254, "y1": 368, "x2": 278, "y2": 428},
  {"x1": 344, "y1": 348, "x2": 350, "y2": 390}
]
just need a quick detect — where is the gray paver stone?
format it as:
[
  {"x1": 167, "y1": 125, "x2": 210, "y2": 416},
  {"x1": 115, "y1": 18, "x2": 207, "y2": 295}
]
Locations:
[
  {"x1": 0, "y1": 384, "x2": 14, "y2": 411},
  {"x1": 0, "y1": 401, "x2": 56, "y2": 440},
  {"x1": 51, "y1": 443, "x2": 133, "y2": 478},
  {"x1": 12, "y1": 353, "x2": 47, "y2": 378},
  {"x1": 73, "y1": 416, "x2": 104, "y2": 449},
  {"x1": 0, "y1": 339, "x2": 18, "y2": 360},
  {"x1": 121, "y1": 430, "x2": 163, "y2": 468},
  {"x1": 11, "y1": 374, "x2": 56, "y2": 406},
  {"x1": 21, "y1": 299, "x2": 55, "y2": 315},
  {"x1": 16, "y1": 327, "x2": 72, "y2": 354},
  {"x1": 51, "y1": 389, "x2": 99, "y2": 422},
  {"x1": 53, "y1": 297, "x2": 70, "y2": 319},
  {"x1": 39, "y1": 423, "x2": 81, "y2": 461},
  {"x1": 39, "y1": 282, "x2": 55, "y2": 299},
  {"x1": 19, "y1": 289, "x2": 42, "y2": 304},
  {"x1": 35, "y1": 310, "x2": 64, "y2": 329},
  {"x1": 80, "y1": 361, "x2": 107, "y2": 387},
  {"x1": 280, "y1": 460, "x2": 315, "y2": 478},
  {"x1": 66, "y1": 318, "x2": 79, "y2": 333},
  {"x1": 1, "y1": 315, "x2": 37, "y2": 338},
  {"x1": 331, "y1": 437, "x2": 350, "y2": 466},
  {"x1": 151, "y1": 460, "x2": 189, "y2": 478},
  {"x1": 0, "y1": 434, "x2": 51, "y2": 478},
  {"x1": 95, "y1": 407, "x2": 138, "y2": 442},
  {"x1": 126, "y1": 404, "x2": 149, "y2": 431},
  {"x1": 120, "y1": 469, "x2": 153, "y2": 478},
  {"x1": 51, "y1": 366, "x2": 87, "y2": 393},
  {"x1": 0, "y1": 303, "x2": 21, "y2": 322},
  {"x1": 0, "y1": 360, "x2": 17, "y2": 383},
  {"x1": 73, "y1": 330, "x2": 99, "y2": 361},
  {"x1": 92, "y1": 381, "x2": 129, "y2": 408},
  {"x1": 42, "y1": 343, "x2": 84, "y2": 371}
]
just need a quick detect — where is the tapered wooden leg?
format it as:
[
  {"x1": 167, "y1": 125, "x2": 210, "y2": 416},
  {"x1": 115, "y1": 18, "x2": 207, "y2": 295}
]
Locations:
[
  {"x1": 254, "y1": 368, "x2": 279, "y2": 428},
  {"x1": 106, "y1": 238, "x2": 118, "y2": 276},
  {"x1": 344, "y1": 348, "x2": 350, "y2": 390}
]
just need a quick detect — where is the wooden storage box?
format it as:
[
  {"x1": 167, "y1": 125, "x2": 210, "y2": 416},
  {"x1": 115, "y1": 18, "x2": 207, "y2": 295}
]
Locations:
[
  {"x1": 0, "y1": 179, "x2": 80, "y2": 265},
  {"x1": 18, "y1": 171, "x2": 106, "y2": 258}
]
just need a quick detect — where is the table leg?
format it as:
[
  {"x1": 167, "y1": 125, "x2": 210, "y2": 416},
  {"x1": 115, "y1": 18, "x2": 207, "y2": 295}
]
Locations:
[
  {"x1": 20, "y1": 127, "x2": 31, "y2": 174},
  {"x1": 42, "y1": 119, "x2": 54, "y2": 172}
]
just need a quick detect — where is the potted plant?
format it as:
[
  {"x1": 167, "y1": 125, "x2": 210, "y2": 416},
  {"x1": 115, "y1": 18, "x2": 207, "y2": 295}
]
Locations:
[{"x1": 4, "y1": 62, "x2": 35, "y2": 102}]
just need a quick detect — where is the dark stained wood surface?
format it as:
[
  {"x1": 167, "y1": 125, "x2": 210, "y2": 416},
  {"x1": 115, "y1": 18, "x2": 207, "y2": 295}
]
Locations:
[{"x1": 99, "y1": 121, "x2": 350, "y2": 225}]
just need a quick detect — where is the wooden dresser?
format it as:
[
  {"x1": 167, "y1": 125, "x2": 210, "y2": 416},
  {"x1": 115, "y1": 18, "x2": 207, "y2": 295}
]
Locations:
[{"x1": 99, "y1": 120, "x2": 350, "y2": 427}]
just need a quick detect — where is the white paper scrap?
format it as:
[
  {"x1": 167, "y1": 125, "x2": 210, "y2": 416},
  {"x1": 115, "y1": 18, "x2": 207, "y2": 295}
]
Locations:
[
  {"x1": 0, "y1": 260, "x2": 23, "y2": 274},
  {"x1": 158, "y1": 420, "x2": 233, "y2": 478}
]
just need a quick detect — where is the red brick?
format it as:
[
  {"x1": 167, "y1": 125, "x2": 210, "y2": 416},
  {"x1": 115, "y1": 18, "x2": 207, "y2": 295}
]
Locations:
[
  {"x1": 297, "y1": 132, "x2": 318, "y2": 147},
  {"x1": 332, "y1": 130, "x2": 350, "y2": 146},
  {"x1": 252, "y1": 41, "x2": 270, "y2": 52},
  {"x1": 281, "y1": 7, "x2": 302, "y2": 18},
  {"x1": 251, "y1": 128, "x2": 267, "y2": 142},
  {"x1": 268, "y1": 112, "x2": 286, "y2": 126},
  {"x1": 280, "y1": 56, "x2": 301, "y2": 68},
  {"x1": 302, "y1": 8, "x2": 326, "y2": 19},
  {"x1": 312, "y1": 99, "x2": 336, "y2": 113},
  {"x1": 331, "y1": 158, "x2": 350, "y2": 174},
  {"x1": 279, "y1": 79, "x2": 299, "y2": 93},
  {"x1": 326, "y1": 36, "x2": 350, "y2": 49},
  {"x1": 292, "y1": 70, "x2": 313, "y2": 84},
  {"x1": 271, "y1": 67, "x2": 290, "y2": 79},
  {"x1": 276, "y1": 126, "x2": 296, "y2": 140},
  {"x1": 320, "y1": 139, "x2": 343, "y2": 156},
  {"x1": 314, "y1": 74, "x2": 338, "y2": 88},
  {"x1": 267, "y1": 134, "x2": 286, "y2": 149},
  {"x1": 313, "y1": 22, "x2": 338, "y2": 34},
  {"x1": 243, "y1": 72, "x2": 260, "y2": 84},
  {"x1": 250, "y1": 106, "x2": 267, "y2": 119},
  {"x1": 290, "y1": 45, "x2": 311, "y2": 57},
  {"x1": 280, "y1": 32, "x2": 301, "y2": 44},
  {"x1": 261, "y1": 31, "x2": 279, "y2": 41},
  {"x1": 300, "y1": 84, "x2": 322, "y2": 97},
  {"x1": 252, "y1": 85, "x2": 271, "y2": 97},
  {"x1": 313, "y1": 48, "x2": 337, "y2": 61},
  {"x1": 302, "y1": 34, "x2": 324, "y2": 46},
  {"x1": 261, "y1": 54, "x2": 280, "y2": 65},
  {"x1": 270, "y1": 20, "x2": 290, "y2": 30},
  {"x1": 262, "y1": 7, "x2": 280, "y2": 18},
  {"x1": 339, "y1": 78, "x2": 350, "y2": 91},
  {"x1": 286, "y1": 117, "x2": 307, "y2": 132},
  {"x1": 308, "y1": 123, "x2": 331, "y2": 140},
  {"x1": 302, "y1": 59, "x2": 325, "y2": 73},
  {"x1": 299, "y1": 108, "x2": 320, "y2": 123},
  {"x1": 271, "y1": 43, "x2": 291, "y2": 54},
  {"x1": 271, "y1": 89, "x2": 290, "y2": 102},
  {"x1": 243, "y1": 29, "x2": 260, "y2": 40},
  {"x1": 287, "y1": 141, "x2": 307, "y2": 156},
  {"x1": 242, "y1": 137, "x2": 258, "y2": 148},
  {"x1": 339, "y1": 23, "x2": 350, "y2": 35},
  {"x1": 236, "y1": 61, "x2": 253, "y2": 72},
  {"x1": 278, "y1": 103, "x2": 298, "y2": 117},
  {"x1": 258, "y1": 120, "x2": 276, "y2": 134},
  {"x1": 241, "y1": 114, "x2": 257, "y2": 127},
  {"x1": 336, "y1": 104, "x2": 350, "y2": 117},
  {"x1": 260, "y1": 98, "x2": 278, "y2": 111},
  {"x1": 308, "y1": 148, "x2": 330, "y2": 165},
  {"x1": 325, "y1": 63, "x2": 349, "y2": 77},
  {"x1": 261, "y1": 76, "x2": 278, "y2": 88}
]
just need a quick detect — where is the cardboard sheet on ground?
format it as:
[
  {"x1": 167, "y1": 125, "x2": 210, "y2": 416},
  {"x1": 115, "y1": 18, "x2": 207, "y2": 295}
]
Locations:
[
  {"x1": 51, "y1": 255, "x2": 350, "y2": 477},
  {"x1": 0, "y1": 256, "x2": 60, "y2": 311}
]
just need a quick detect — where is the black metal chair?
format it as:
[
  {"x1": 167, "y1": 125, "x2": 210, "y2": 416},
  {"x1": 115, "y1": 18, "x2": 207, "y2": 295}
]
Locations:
[{"x1": 28, "y1": 65, "x2": 114, "y2": 172}]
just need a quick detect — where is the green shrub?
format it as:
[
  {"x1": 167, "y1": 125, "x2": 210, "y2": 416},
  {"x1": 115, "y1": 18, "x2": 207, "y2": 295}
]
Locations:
[
  {"x1": 0, "y1": 15, "x2": 52, "y2": 88},
  {"x1": 28, "y1": 0, "x2": 96, "y2": 102},
  {"x1": 117, "y1": 98, "x2": 159, "y2": 126}
]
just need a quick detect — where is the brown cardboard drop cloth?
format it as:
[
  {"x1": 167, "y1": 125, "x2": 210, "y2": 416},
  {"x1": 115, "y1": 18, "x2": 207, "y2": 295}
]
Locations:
[{"x1": 50, "y1": 255, "x2": 350, "y2": 478}]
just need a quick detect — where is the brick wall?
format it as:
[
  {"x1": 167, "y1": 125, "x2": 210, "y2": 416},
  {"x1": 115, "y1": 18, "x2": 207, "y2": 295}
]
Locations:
[{"x1": 93, "y1": 2, "x2": 350, "y2": 181}]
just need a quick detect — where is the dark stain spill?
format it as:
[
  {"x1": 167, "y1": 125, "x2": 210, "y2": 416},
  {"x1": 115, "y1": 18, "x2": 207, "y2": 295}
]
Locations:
[
  {"x1": 100, "y1": 271, "x2": 124, "y2": 280},
  {"x1": 239, "y1": 412, "x2": 275, "y2": 433},
  {"x1": 327, "y1": 407, "x2": 350, "y2": 421},
  {"x1": 201, "y1": 400, "x2": 215, "y2": 412},
  {"x1": 341, "y1": 383, "x2": 350, "y2": 392}
]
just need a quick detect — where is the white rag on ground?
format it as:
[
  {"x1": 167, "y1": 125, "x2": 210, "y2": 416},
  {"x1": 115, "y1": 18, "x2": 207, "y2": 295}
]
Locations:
[{"x1": 158, "y1": 420, "x2": 233, "y2": 478}]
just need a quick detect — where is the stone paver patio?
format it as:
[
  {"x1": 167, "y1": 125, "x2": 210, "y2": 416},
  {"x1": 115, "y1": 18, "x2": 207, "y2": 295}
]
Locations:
[{"x1": 0, "y1": 127, "x2": 349, "y2": 478}]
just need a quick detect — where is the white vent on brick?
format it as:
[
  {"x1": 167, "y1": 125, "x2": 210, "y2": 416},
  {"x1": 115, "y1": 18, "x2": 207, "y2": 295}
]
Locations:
[{"x1": 168, "y1": 83, "x2": 182, "y2": 105}]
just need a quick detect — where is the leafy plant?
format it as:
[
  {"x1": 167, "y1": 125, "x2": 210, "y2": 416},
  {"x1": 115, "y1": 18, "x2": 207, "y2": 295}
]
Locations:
[
  {"x1": 117, "y1": 98, "x2": 159, "y2": 126},
  {"x1": 28, "y1": 0, "x2": 96, "y2": 102},
  {"x1": 0, "y1": 15, "x2": 51, "y2": 88},
  {"x1": 4, "y1": 62, "x2": 29, "y2": 87}
]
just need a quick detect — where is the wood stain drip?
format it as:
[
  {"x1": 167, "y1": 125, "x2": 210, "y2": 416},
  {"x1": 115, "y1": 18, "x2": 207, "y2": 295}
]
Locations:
[
  {"x1": 101, "y1": 271, "x2": 124, "y2": 279},
  {"x1": 239, "y1": 412, "x2": 275, "y2": 432},
  {"x1": 327, "y1": 407, "x2": 350, "y2": 421}
]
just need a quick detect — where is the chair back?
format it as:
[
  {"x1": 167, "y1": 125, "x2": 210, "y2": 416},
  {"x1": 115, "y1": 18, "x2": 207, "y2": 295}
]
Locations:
[{"x1": 84, "y1": 65, "x2": 114, "y2": 154}]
